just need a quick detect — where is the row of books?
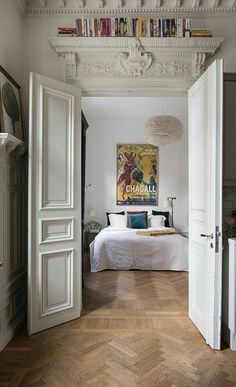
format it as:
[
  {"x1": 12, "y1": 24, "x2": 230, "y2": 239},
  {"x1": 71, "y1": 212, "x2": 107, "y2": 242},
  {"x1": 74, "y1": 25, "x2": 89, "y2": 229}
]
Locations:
[
  {"x1": 74, "y1": 18, "x2": 191, "y2": 37},
  {"x1": 57, "y1": 21, "x2": 213, "y2": 39},
  {"x1": 62, "y1": 18, "x2": 191, "y2": 38}
]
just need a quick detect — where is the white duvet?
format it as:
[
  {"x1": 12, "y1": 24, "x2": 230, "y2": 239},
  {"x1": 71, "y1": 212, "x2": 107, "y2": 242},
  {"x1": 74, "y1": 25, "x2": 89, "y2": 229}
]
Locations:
[{"x1": 90, "y1": 226, "x2": 188, "y2": 272}]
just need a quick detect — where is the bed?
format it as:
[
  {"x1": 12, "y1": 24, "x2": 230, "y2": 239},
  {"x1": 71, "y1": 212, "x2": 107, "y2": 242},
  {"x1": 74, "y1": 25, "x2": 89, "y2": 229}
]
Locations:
[{"x1": 90, "y1": 226, "x2": 188, "y2": 272}]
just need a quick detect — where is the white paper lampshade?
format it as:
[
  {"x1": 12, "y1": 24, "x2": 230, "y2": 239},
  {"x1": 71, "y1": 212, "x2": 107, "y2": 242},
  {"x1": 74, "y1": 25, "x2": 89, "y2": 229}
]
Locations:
[{"x1": 144, "y1": 116, "x2": 184, "y2": 146}]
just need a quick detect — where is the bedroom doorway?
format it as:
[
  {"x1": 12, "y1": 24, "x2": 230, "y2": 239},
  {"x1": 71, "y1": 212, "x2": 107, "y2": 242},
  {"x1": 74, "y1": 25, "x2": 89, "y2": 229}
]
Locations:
[
  {"x1": 81, "y1": 95, "x2": 189, "y2": 332},
  {"x1": 28, "y1": 60, "x2": 223, "y2": 351},
  {"x1": 81, "y1": 60, "x2": 223, "y2": 351}
]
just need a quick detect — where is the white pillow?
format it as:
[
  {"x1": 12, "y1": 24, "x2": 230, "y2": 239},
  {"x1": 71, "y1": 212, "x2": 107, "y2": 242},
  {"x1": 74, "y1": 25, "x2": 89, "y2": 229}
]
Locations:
[
  {"x1": 108, "y1": 214, "x2": 126, "y2": 228},
  {"x1": 148, "y1": 215, "x2": 166, "y2": 228}
]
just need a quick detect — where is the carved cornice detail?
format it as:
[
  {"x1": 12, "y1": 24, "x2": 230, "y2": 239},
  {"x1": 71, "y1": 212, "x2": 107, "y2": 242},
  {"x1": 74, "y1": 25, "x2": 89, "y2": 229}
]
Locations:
[
  {"x1": 118, "y1": 39, "x2": 153, "y2": 77},
  {"x1": 61, "y1": 52, "x2": 78, "y2": 81},
  {"x1": 26, "y1": 0, "x2": 236, "y2": 15},
  {"x1": 194, "y1": 53, "x2": 206, "y2": 77},
  {"x1": 49, "y1": 37, "x2": 223, "y2": 53},
  {"x1": 80, "y1": 62, "x2": 120, "y2": 77},
  {"x1": 49, "y1": 36, "x2": 223, "y2": 93}
]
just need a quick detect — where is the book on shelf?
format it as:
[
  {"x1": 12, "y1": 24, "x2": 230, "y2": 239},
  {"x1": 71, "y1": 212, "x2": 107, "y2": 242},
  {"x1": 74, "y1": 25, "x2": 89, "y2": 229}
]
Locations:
[
  {"x1": 191, "y1": 29, "x2": 213, "y2": 37},
  {"x1": 57, "y1": 27, "x2": 77, "y2": 36},
  {"x1": 72, "y1": 18, "x2": 192, "y2": 38}
]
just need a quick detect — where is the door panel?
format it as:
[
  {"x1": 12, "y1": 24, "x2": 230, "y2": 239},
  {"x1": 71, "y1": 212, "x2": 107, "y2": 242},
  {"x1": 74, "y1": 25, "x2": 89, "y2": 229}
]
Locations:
[
  {"x1": 28, "y1": 73, "x2": 82, "y2": 335},
  {"x1": 188, "y1": 60, "x2": 223, "y2": 349}
]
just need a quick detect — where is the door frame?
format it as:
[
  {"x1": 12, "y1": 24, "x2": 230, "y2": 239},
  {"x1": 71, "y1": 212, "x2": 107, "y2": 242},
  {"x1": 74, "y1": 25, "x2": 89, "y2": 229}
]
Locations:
[{"x1": 81, "y1": 81, "x2": 222, "y2": 346}]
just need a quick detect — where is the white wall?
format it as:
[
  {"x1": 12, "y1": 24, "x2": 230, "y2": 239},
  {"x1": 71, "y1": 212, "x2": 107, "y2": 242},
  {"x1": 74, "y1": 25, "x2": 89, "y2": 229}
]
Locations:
[
  {"x1": 82, "y1": 96, "x2": 188, "y2": 232},
  {"x1": 0, "y1": 0, "x2": 23, "y2": 84}
]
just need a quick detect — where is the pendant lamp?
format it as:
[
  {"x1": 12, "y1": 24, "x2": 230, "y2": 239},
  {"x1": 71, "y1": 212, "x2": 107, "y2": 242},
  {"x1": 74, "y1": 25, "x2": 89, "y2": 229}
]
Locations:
[{"x1": 144, "y1": 115, "x2": 183, "y2": 146}]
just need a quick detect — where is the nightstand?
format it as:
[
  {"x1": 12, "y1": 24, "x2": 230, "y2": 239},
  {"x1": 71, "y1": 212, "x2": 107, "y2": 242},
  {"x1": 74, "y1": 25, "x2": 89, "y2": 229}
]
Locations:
[
  {"x1": 86, "y1": 230, "x2": 99, "y2": 249},
  {"x1": 84, "y1": 221, "x2": 102, "y2": 250}
]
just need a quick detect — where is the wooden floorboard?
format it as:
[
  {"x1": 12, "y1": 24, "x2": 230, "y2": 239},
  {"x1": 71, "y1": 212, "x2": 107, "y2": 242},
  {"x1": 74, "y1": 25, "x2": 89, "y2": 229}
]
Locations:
[{"x1": 1, "y1": 266, "x2": 236, "y2": 387}]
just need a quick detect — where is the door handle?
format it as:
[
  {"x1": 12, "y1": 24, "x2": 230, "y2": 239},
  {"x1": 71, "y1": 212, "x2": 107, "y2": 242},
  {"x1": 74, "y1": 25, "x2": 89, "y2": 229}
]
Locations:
[
  {"x1": 0, "y1": 262, "x2": 3, "y2": 267},
  {"x1": 200, "y1": 233, "x2": 214, "y2": 239}
]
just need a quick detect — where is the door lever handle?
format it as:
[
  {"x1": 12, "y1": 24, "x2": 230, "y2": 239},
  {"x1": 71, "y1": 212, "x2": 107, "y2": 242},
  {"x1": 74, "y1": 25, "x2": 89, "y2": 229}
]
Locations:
[{"x1": 200, "y1": 233, "x2": 214, "y2": 239}]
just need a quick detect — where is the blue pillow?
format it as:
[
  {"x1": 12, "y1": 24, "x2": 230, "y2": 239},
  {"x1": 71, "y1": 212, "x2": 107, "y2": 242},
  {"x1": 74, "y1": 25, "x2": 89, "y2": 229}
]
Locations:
[{"x1": 128, "y1": 213, "x2": 148, "y2": 229}]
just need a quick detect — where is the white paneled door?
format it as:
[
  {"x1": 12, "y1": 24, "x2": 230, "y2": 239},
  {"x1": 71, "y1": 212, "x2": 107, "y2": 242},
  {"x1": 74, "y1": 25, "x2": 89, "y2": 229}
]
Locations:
[
  {"x1": 188, "y1": 60, "x2": 223, "y2": 350},
  {"x1": 28, "y1": 73, "x2": 82, "y2": 335}
]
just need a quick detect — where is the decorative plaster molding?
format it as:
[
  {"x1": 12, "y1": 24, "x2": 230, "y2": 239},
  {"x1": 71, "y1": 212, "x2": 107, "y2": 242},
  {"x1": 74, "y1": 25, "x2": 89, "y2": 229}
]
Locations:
[
  {"x1": 117, "y1": 0, "x2": 124, "y2": 7},
  {"x1": 26, "y1": 0, "x2": 236, "y2": 15},
  {"x1": 118, "y1": 39, "x2": 153, "y2": 77},
  {"x1": 49, "y1": 36, "x2": 223, "y2": 53},
  {"x1": 194, "y1": 52, "x2": 206, "y2": 77},
  {"x1": 48, "y1": 36, "x2": 223, "y2": 95},
  {"x1": 62, "y1": 52, "x2": 77, "y2": 81}
]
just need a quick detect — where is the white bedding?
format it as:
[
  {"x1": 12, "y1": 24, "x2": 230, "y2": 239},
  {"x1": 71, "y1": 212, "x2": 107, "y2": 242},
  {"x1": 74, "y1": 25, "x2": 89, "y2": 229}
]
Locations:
[{"x1": 90, "y1": 226, "x2": 188, "y2": 272}]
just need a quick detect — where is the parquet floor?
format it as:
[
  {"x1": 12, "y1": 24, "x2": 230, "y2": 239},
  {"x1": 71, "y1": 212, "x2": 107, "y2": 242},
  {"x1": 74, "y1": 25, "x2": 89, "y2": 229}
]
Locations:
[{"x1": 1, "y1": 260, "x2": 236, "y2": 387}]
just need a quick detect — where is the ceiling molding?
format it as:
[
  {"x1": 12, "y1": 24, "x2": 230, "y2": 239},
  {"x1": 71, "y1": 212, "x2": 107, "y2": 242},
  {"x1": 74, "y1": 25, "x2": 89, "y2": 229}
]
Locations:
[{"x1": 25, "y1": 0, "x2": 236, "y2": 16}]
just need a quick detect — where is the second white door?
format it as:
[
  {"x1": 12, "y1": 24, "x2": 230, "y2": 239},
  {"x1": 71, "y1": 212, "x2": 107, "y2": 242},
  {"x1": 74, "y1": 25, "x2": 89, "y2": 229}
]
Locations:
[{"x1": 188, "y1": 59, "x2": 223, "y2": 350}]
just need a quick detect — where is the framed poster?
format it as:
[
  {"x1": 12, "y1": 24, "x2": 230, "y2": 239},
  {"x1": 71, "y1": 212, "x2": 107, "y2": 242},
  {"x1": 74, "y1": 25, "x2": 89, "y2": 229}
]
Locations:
[
  {"x1": 0, "y1": 65, "x2": 24, "y2": 141},
  {"x1": 117, "y1": 144, "x2": 158, "y2": 205}
]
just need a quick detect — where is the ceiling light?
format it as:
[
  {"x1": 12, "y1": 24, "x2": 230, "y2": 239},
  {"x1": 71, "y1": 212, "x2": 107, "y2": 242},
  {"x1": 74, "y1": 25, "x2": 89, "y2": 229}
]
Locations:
[{"x1": 144, "y1": 115, "x2": 184, "y2": 146}]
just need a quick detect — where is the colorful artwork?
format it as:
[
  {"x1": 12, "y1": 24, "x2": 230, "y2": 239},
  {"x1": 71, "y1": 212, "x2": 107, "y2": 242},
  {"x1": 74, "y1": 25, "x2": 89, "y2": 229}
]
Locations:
[{"x1": 117, "y1": 144, "x2": 158, "y2": 205}]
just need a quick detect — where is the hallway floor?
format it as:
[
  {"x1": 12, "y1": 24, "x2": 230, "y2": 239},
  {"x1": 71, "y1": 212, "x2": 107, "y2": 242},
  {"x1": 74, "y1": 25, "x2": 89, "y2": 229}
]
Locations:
[{"x1": 0, "y1": 269, "x2": 236, "y2": 386}]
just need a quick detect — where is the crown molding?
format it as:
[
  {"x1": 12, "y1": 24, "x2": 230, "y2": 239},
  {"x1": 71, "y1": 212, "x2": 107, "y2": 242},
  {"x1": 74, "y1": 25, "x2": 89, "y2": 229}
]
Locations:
[{"x1": 25, "y1": 0, "x2": 236, "y2": 16}]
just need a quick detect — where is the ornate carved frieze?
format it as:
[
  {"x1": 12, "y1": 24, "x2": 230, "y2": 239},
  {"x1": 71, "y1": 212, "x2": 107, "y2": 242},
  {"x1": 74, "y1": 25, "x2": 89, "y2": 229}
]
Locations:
[
  {"x1": 118, "y1": 39, "x2": 153, "y2": 77},
  {"x1": 80, "y1": 60, "x2": 120, "y2": 77},
  {"x1": 49, "y1": 36, "x2": 223, "y2": 94},
  {"x1": 149, "y1": 57, "x2": 192, "y2": 78},
  {"x1": 26, "y1": 0, "x2": 236, "y2": 15}
]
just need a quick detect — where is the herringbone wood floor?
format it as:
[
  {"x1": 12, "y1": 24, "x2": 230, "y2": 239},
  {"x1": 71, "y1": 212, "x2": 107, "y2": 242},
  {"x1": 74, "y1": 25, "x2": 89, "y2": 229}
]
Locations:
[{"x1": 1, "y1": 258, "x2": 236, "y2": 387}]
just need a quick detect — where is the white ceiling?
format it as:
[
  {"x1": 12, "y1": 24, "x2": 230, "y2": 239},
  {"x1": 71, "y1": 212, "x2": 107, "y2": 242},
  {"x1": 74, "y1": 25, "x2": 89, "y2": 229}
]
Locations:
[{"x1": 82, "y1": 96, "x2": 187, "y2": 121}]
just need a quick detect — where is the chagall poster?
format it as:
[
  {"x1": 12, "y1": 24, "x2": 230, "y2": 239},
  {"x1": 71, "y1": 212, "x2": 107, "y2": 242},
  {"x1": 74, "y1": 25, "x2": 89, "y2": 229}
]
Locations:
[{"x1": 117, "y1": 144, "x2": 158, "y2": 205}]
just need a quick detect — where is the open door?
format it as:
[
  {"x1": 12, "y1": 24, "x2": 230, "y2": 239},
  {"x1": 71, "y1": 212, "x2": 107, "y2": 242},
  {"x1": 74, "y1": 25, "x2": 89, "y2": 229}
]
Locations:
[
  {"x1": 188, "y1": 59, "x2": 223, "y2": 350},
  {"x1": 28, "y1": 73, "x2": 82, "y2": 335}
]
